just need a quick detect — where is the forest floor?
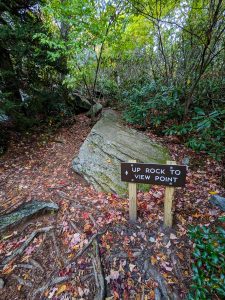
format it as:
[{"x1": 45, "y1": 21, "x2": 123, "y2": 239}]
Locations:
[{"x1": 0, "y1": 113, "x2": 224, "y2": 300}]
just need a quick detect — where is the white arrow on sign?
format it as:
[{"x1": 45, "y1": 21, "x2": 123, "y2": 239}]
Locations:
[{"x1": 125, "y1": 170, "x2": 128, "y2": 175}]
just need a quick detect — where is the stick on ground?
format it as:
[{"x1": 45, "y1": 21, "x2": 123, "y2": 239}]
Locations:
[
  {"x1": 1, "y1": 226, "x2": 54, "y2": 267},
  {"x1": 74, "y1": 227, "x2": 108, "y2": 260}
]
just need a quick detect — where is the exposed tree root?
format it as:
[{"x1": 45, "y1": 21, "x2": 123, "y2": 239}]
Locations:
[{"x1": 1, "y1": 226, "x2": 54, "y2": 267}]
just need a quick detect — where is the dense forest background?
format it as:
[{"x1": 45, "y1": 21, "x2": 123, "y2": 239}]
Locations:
[{"x1": 0, "y1": 0, "x2": 224, "y2": 159}]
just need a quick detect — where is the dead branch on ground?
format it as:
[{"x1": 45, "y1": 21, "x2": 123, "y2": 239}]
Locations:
[{"x1": 1, "y1": 226, "x2": 53, "y2": 267}]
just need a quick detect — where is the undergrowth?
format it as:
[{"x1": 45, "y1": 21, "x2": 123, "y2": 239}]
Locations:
[{"x1": 188, "y1": 216, "x2": 225, "y2": 299}]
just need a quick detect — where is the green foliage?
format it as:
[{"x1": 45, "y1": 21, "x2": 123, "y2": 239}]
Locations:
[
  {"x1": 122, "y1": 78, "x2": 224, "y2": 159},
  {"x1": 0, "y1": 0, "x2": 224, "y2": 162},
  {"x1": 164, "y1": 108, "x2": 225, "y2": 160},
  {"x1": 122, "y1": 81, "x2": 181, "y2": 126},
  {"x1": 188, "y1": 222, "x2": 225, "y2": 299},
  {"x1": 0, "y1": 0, "x2": 78, "y2": 134}
]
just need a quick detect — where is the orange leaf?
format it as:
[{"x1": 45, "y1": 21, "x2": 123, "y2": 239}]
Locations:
[
  {"x1": 84, "y1": 223, "x2": 92, "y2": 234},
  {"x1": 193, "y1": 213, "x2": 202, "y2": 218},
  {"x1": 113, "y1": 290, "x2": 120, "y2": 299},
  {"x1": 56, "y1": 284, "x2": 67, "y2": 296},
  {"x1": 151, "y1": 256, "x2": 157, "y2": 265},
  {"x1": 2, "y1": 264, "x2": 15, "y2": 275}
]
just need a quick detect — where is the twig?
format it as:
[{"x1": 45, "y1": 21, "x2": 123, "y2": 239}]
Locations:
[
  {"x1": 12, "y1": 274, "x2": 33, "y2": 287},
  {"x1": 1, "y1": 226, "x2": 53, "y2": 267},
  {"x1": 92, "y1": 256, "x2": 99, "y2": 289},
  {"x1": 15, "y1": 263, "x2": 33, "y2": 270},
  {"x1": 74, "y1": 227, "x2": 108, "y2": 260},
  {"x1": 90, "y1": 214, "x2": 98, "y2": 228},
  {"x1": 81, "y1": 272, "x2": 94, "y2": 283},
  {"x1": 70, "y1": 220, "x2": 83, "y2": 234},
  {"x1": 32, "y1": 227, "x2": 108, "y2": 298},
  {"x1": 171, "y1": 252, "x2": 186, "y2": 291},
  {"x1": 29, "y1": 258, "x2": 44, "y2": 272},
  {"x1": 57, "y1": 191, "x2": 87, "y2": 209},
  {"x1": 33, "y1": 276, "x2": 70, "y2": 298},
  {"x1": 51, "y1": 231, "x2": 67, "y2": 265},
  {"x1": 48, "y1": 184, "x2": 69, "y2": 190}
]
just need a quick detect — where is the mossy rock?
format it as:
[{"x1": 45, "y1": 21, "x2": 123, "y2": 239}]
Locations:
[{"x1": 72, "y1": 109, "x2": 171, "y2": 196}]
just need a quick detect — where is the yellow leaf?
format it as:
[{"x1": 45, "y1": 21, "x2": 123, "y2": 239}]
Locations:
[
  {"x1": 22, "y1": 273, "x2": 29, "y2": 280},
  {"x1": 2, "y1": 233, "x2": 14, "y2": 240},
  {"x1": 209, "y1": 191, "x2": 218, "y2": 195},
  {"x1": 17, "y1": 285, "x2": 22, "y2": 291},
  {"x1": 72, "y1": 244, "x2": 80, "y2": 251},
  {"x1": 56, "y1": 284, "x2": 67, "y2": 296},
  {"x1": 150, "y1": 256, "x2": 157, "y2": 265}
]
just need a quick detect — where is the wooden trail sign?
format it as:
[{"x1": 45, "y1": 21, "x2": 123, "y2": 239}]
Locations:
[
  {"x1": 121, "y1": 161, "x2": 187, "y2": 226},
  {"x1": 121, "y1": 162, "x2": 186, "y2": 187}
]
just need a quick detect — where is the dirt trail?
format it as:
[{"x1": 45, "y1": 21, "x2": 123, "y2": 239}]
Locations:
[{"x1": 0, "y1": 114, "x2": 90, "y2": 215}]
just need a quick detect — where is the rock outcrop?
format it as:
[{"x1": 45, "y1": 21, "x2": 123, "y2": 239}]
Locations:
[{"x1": 72, "y1": 110, "x2": 171, "y2": 195}]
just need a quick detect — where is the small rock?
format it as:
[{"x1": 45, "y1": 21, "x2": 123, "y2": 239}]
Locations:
[
  {"x1": 209, "y1": 195, "x2": 225, "y2": 212},
  {"x1": 0, "y1": 278, "x2": 5, "y2": 289},
  {"x1": 86, "y1": 103, "x2": 102, "y2": 118},
  {"x1": 182, "y1": 156, "x2": 190, "y2": 165},
  {"x1": 133, "y1": 251, "x2": 142, "y2": 257},
  {"x1": 149, "y1": 237, "x2": 155, "y2": 242}
]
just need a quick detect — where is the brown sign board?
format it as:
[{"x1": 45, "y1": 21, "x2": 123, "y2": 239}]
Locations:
[{"x1": 121, "y1": 162, "x2": 187, "y2": 187}]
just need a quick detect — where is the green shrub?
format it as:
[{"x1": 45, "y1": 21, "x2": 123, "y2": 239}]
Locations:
[
  {"x1": 122, "y1": 81, "x2": 182, "y2": 126},
  {"x1": 188, "y1": 220, "x2": 225, "y2": 299},
  {"x1": 121, "y1": 79, "x2": 225, "y2": 160},
  {"x1": 164, "y1": 108, "x2": 225, "y2": 160}
]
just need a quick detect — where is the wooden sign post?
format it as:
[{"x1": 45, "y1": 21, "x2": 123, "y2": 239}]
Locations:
[
  {"x1": 128, "y1": 160, "x2": 137, "y2": 222},
  {"x1": 164, "y1": 161, "x2": 176, "y2": 227},
  {"x1": 121, "y1": 160, "x2": 187, "y2": 226}
]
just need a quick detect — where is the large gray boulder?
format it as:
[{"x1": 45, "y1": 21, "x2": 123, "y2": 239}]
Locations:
[{"x1": 72, "y1": 110, "x2": 171, "y2": 195}]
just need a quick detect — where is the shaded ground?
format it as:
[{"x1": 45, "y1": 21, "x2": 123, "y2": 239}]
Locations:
[{"x1": 0, "y1": 113, "x2": 224, "y2": 299}]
